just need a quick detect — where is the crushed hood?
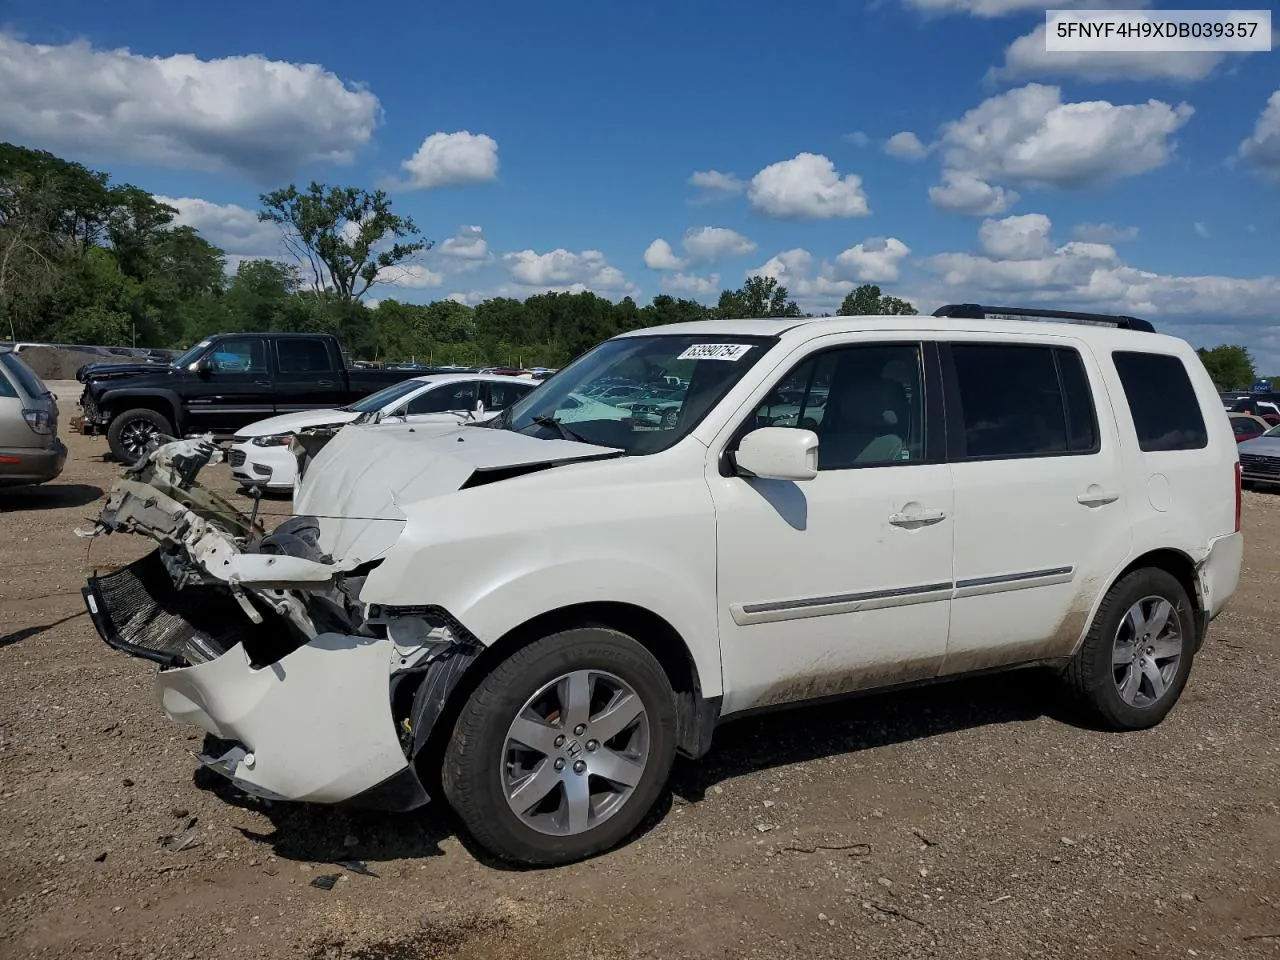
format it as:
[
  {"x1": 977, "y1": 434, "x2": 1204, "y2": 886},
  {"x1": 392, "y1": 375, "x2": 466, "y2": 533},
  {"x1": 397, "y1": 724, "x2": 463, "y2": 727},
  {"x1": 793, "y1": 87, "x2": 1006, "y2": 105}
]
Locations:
[
  {"x1": 294, "y1": 422, "x2": 623, "y2": 562},
  {"x1": 233, "y1": 407, "x2": 361, "y2": 439}
]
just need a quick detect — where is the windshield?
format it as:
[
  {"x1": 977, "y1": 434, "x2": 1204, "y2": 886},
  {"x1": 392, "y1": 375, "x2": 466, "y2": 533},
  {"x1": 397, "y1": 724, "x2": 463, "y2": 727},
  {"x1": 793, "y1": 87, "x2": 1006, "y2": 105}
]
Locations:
[
  {"x1": 171, "y1": 340, "x2": 212, "y2": 368},
  {"x1": 500, "y1": 333, "x2": 777, "y2": 454},
  {"x1": 346, "y1": 377, "x2": 427, "y2": 412},
  {"x1": 1264, "y1": 424, "x2": 1280, "y2": 437}
]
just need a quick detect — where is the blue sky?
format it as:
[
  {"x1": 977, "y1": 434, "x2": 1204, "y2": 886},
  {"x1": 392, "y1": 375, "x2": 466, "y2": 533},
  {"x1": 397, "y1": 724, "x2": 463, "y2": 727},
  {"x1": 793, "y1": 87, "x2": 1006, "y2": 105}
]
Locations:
[{"x1": 3, "y1": 0, "x2": 1279, "y2": 364}]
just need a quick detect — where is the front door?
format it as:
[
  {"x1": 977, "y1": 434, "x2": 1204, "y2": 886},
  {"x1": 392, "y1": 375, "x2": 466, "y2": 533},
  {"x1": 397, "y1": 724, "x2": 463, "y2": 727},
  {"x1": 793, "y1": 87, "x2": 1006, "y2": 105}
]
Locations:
[
  {"x1": 184, "y1": 337, "x2": 275, "y2": 433},
  {"x1": 273, "y1": 337, "x2": 346, "y2": 412},
  {"x1": 941, "y1": 337, "x2": 1131, "y2": 673},
  {"x1": 709, "y1": 338, "x2": 955, "y2": 715}
]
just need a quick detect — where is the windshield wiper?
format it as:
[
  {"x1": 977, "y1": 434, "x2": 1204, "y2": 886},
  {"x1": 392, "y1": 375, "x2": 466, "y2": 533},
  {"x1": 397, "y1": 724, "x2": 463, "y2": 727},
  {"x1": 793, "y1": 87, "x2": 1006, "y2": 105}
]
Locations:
[{"x1": 530, "y1": 415, "x2": 588, "y2": 443}]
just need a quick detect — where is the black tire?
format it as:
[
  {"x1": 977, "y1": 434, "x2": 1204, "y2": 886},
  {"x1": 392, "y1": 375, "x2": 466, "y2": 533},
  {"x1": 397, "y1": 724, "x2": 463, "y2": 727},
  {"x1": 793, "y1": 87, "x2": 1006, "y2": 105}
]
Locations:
[
  {"x1": 441, "y1": 627, "x2": 677, "y2": 866},
  {"x1": 1063, "y1": 568, "x2": 1196, "y2": 730},
  {"x1": 107, "y1": 408, "x2": 174, "y2": 464}
]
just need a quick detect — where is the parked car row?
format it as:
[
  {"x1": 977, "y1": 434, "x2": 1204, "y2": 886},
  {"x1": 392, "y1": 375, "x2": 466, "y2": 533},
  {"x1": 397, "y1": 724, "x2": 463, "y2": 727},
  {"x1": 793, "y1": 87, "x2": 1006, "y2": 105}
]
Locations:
[{"x1": 78, "y1": 304, "x2": 1244, "y2": 869}]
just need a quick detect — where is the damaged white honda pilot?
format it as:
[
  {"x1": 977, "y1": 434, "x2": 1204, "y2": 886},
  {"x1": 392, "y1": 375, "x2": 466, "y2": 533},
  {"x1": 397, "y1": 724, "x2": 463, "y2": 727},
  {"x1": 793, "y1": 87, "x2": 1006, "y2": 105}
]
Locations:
[{"x1": 81, "y1": 305, "x2": 1244, "y2": 865}]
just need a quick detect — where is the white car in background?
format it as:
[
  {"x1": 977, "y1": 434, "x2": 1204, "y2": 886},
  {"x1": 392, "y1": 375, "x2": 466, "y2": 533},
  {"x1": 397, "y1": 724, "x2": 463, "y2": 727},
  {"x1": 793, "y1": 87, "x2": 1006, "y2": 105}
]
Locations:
[{"x1": 228, "y1": 373, "x2": 537, "y2": 491}]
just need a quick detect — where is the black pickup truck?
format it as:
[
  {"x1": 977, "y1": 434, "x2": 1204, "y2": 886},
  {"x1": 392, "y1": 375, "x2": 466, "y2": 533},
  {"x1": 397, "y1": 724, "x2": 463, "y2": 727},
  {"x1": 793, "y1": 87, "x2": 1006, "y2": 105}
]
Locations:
[{"x1": 78, "y1": 332, "x2": 419, "y2": 463}]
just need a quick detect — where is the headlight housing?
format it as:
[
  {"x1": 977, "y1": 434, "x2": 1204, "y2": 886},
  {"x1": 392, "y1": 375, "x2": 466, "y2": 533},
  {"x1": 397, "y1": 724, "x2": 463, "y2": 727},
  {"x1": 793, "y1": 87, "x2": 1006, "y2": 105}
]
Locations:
[{"x1": 250, "y1": 433, "x2": 295, "y2": 447}]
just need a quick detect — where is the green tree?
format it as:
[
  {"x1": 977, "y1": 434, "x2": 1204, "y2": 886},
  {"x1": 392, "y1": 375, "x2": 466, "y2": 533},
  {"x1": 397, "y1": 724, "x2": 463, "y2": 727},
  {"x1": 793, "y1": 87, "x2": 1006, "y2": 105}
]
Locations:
[
  {"x1": 1197, "y1": 345, "x2": 1255, "y2": 390},
  {"x1": 838, "y1": 284, "x2": 917, "y2": 316},
  {"x1": 258, "y1": 183, "x2": 430, "y2": 302},
  {"x1": 714, "y1": 275, "x2": 801, "y2": 319},
  {"x1": 642, "y1": 294, "x2": 710, "y2": 327}
]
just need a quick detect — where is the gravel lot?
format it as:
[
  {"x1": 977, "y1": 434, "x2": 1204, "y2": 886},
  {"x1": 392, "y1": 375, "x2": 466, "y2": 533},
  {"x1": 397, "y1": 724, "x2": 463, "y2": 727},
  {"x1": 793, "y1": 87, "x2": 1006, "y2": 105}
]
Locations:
[{"x1": 2, "y1": 431, "x2": 1279, "y2": 959}]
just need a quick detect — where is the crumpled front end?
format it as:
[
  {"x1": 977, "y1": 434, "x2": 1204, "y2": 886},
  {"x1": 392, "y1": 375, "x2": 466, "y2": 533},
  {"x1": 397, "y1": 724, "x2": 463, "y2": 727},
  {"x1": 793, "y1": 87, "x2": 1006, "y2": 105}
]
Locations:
[{"x1": 79, "y1": 438, "x2": 480, "y2": 811}]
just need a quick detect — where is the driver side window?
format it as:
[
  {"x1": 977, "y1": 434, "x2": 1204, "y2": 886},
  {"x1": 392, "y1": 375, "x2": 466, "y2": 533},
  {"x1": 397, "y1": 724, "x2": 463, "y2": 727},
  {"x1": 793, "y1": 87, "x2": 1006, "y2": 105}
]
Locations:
[{"x1": 752, "y1": 343, "x2": 926, "y2": 470}]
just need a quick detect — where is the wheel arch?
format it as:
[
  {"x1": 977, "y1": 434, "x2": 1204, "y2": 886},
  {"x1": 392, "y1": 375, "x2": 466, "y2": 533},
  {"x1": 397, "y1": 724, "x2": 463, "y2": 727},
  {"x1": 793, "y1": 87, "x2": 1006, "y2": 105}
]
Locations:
[
  {"x1": 101, "y1": 390, "x2": 182, "y2": 431},
  {"x1": 1099, "y1": 547, "x2": 1204, "y2": 649},
  {"x1": 413, "y1": 601, "x2": 719, "y2": 796}
]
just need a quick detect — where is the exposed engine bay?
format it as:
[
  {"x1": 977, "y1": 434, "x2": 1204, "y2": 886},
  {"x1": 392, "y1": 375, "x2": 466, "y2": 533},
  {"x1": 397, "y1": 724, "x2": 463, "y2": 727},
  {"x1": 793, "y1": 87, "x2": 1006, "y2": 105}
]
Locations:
[{"x1": 78, "y1": 437, "x2": 480, "y2": 809}]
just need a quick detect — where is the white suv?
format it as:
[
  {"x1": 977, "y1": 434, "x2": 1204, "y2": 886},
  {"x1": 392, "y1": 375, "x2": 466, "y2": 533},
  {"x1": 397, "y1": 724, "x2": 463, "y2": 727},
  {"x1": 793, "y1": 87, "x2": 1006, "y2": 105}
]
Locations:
[{"x1": 81, "y1": 305, "x2": 1243, "y2": 866}]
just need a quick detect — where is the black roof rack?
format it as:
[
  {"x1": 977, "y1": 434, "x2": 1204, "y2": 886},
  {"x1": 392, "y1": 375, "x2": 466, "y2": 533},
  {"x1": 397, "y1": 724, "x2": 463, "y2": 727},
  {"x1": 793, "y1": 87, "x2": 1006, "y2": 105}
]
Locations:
[{"x1": 932, "y1": 303, "x2": 1154, "y2": 333}]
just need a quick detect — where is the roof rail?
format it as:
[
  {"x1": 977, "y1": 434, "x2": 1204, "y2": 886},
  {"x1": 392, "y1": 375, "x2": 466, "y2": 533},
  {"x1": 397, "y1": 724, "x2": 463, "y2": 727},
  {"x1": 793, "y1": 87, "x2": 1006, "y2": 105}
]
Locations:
[{"x1": 932, "y1": 303, "x2": 1155, "y2": 333}]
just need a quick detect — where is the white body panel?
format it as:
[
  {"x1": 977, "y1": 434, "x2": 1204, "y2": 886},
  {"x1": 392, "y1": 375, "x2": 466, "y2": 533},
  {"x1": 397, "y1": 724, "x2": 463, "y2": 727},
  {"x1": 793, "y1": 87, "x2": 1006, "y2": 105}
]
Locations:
[{"x1": 102, "y1": 313, "x2": 1245, "y2": 809}]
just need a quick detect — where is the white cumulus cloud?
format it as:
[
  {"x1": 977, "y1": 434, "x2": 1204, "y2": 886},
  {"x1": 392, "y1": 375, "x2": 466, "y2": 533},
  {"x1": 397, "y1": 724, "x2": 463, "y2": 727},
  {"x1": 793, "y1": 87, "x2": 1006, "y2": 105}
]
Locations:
[
  {"x1": 930, "y1": 170, "x2": 1020, "y2": 216},
  {"x1": 687, "y1": 170, "x2": 746, "y2": 203},
  {"x1": 643, "y1": 239, "x2": 686, "y2": 271},
  {"x1": 503, "y1": 248, "x2": 637, "y2": 297},
  {"x1": 384, "y1": 264, "x2": 444, "y2": 289},
  {"x1": 884, "y1": 132, "x2": 929, "y2": 161},
  {"x1": 0, "y1": 34, "x2": 380, "y2": 180},
  {"x1": 1240, "y1": 89, "x2": 1280, "y2": 182},
  {"x1": 937, "y1": 84, "x2": 1193, "y2": 192},
  {"x1": 991, "y1": 25, "x2": 1231, "y2": 84},
  {"x1": 978, "y1": 214, "x2": 1053, "y2": 260},
  {"x1": 396, "y1": 131, "x2": 499, "y2": 190},
  {"x1": 682, "y1": 226, "x2": 756, "y2": 261},
  {"x1": 439, "y1": 225, "x2": 490, "y2": 261},
  {"x1": 644, "y1": 228, "x2": 756, "y2": 270},
  {"x1": 834, "y1": 237, "x2": 913, "y2": 282},
  {"x1": 663, "y1": 272, "x2": 721, "y2": 296},
  {"x1": 154, "y1": 195, "x2": 282, "y2": 260},
  {"x1": 747, "y1": 153, "x2": 870, "y2": 219},
  {"x1": 921, "y1": 214, "x2": 1280, "y2": 349}
]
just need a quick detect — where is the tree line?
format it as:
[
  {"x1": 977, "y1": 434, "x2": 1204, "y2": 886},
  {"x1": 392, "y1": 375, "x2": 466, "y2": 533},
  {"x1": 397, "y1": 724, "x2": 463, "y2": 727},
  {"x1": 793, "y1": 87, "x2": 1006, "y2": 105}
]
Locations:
[{"x1": 3, "y1": 142, "x2": 1265, "y2": 384}]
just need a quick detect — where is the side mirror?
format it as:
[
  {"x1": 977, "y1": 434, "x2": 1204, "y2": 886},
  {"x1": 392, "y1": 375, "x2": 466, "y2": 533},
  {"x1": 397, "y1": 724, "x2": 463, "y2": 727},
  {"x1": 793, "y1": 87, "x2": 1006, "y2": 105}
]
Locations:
[
  {"x1": 734, "y1": 427, "x2": 818, "y2": 481},
  {"x1": 192, "y1": 357, "x2": 214, "y2": 375}
]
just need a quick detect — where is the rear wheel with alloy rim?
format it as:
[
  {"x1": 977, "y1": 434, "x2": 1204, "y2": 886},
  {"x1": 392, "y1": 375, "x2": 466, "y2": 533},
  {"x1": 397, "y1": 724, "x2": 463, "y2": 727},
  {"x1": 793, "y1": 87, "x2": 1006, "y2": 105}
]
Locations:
[
  {"x1": 1064, "y1": 568, "x2": 1195, "y2": 730},
  {"x1": 441, "y1": 627, "x2": 676, "y2": 865}
]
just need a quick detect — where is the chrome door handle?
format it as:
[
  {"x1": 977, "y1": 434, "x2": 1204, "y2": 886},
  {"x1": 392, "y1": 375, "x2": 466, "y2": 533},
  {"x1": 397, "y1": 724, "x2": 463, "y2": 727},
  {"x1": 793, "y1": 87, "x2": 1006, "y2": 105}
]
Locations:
[
  {"x1": 888, "y1": 508, "x2": 947, "y2": 526},
  {"x1": 254, "y1": 380, "x2": 272, "y2": 387},
  {"x1": 317, "y1": 380, "x2": 335, "y2": 387},
  {"x1": 1077, "y1": 490, "x2": 1120, "y2": 506}
]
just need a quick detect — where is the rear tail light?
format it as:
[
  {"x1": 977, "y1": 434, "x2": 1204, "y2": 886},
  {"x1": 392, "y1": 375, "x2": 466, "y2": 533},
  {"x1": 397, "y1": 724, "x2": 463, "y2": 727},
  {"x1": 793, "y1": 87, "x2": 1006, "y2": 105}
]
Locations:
[
  {"x1": 1235, "y1": 460, "x2": 1243, "y2": 533},
  {"x1": 22, "y1": 408, "x2": 52, "y2": 435}
]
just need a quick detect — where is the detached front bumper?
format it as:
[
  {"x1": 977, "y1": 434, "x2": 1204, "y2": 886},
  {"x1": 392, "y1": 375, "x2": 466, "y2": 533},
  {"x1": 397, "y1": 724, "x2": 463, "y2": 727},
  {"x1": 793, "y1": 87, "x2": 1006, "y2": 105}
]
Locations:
[{"x1": 83, "y1": 554, "x2": 429, "y2": 810}]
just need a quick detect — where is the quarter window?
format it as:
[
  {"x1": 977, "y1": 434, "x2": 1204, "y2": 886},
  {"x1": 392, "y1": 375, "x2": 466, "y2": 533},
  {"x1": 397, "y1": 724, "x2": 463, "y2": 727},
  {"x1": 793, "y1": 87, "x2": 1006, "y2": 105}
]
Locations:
[
  {"x1": 950, "y1": 344, "x2": 1098, "y2": 460},
  {"x1": 1112, "y1": 351, "x2": 1208, "y2": 452},
  {"x1": 754, "y1": 343, "x2": 925, "y2": 470}
]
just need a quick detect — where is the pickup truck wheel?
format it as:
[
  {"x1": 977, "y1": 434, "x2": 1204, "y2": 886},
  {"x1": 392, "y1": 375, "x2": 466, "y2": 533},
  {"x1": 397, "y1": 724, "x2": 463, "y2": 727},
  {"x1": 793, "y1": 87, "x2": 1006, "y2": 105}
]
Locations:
[
  {"x1": 107, "y1": 409, "x2": 174, "y2": 464},
  {"x1": 1063, "y1": 568, "x2": 1195, "y2": 731},
  {"x1": 441, "y1": 627, "x2": 677, "y2": 866}
]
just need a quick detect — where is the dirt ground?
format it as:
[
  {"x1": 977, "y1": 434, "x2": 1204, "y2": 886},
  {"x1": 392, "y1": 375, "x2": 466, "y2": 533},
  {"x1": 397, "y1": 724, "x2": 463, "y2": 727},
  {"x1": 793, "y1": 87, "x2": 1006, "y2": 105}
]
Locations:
[{"x1": 2, "y1": 431, "x2": 1279, "y2": 960}]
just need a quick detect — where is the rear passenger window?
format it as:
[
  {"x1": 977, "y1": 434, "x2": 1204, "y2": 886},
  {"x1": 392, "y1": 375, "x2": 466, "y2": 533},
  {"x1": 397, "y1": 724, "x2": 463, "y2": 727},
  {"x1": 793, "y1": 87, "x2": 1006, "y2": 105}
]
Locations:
[
  {"x1": 1112, "y1": 351, "x2": 1208, "y2": 452},
  {"x1": 277, "y1": 338, "x2": 333, "y2": 373},
  {"x1": 950, "y1": 344, "x2": 1098, "y2": 460}
]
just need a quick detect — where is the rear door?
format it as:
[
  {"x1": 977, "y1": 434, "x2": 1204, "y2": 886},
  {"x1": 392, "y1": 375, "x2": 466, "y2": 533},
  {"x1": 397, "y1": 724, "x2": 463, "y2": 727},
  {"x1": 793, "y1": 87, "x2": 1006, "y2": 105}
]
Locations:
[
  {"x1": 273, "y1": 337, "x2": 346, "y2": 412},
  {"x1": 184, "y1": 337, "x2": 275, "y2": 433},
  {"x1": 941, "y1": 337, "x2": 1131, "y2": 674}
]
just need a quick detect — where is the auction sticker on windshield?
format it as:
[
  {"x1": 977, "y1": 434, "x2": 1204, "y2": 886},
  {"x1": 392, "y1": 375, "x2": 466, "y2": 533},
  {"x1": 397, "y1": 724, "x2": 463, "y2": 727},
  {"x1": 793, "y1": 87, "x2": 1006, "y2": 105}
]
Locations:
[{"x1": 677, "y1": 343, "x2": 754, "y2": 361}]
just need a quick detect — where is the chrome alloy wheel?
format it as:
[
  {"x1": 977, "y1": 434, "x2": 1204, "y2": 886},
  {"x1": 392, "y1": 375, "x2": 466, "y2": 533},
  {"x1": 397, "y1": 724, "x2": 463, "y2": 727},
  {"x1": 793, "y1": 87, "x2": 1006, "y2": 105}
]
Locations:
[
  {"x1": 1112, "y1": 595, "x2": 1183, "y2": 708},
  {"x1": 119, "y1": 418, "x2": 160, "y2": 458},
  {"x1": 501, "y1": 669, "x2": 650, "y2": 836}
]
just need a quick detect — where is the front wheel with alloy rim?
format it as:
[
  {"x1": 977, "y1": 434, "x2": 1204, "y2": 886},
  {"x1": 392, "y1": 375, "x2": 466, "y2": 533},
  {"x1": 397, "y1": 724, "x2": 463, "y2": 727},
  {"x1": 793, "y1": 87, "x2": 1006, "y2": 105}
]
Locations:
[
  {"x1": 441, "y1": 627, "x2": 677, "y2": 865},
  {"x1": 1063, "y1": 568, "x2": 1196, "y2": 730},
  {"x1": 106, "y1": 408, "x2": 174, "y2": 464}
]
